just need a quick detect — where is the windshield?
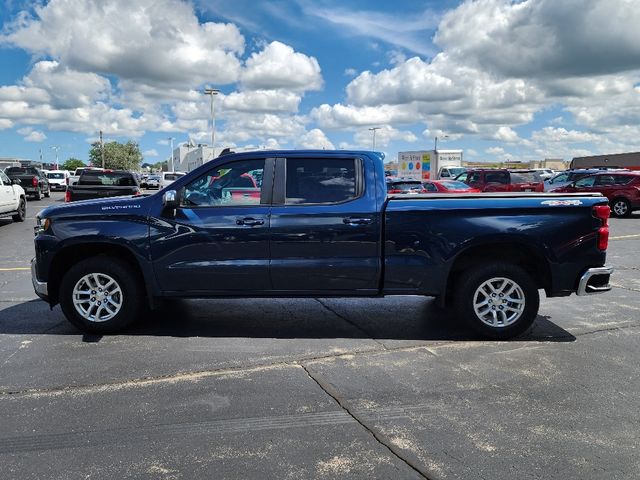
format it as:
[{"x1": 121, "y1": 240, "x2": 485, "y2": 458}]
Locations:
[
  {"x1": 440, "y1": 180, "x2": 474, "y2": 190},
  {"x1": 511, "y1": 171, "x2": 542, "y2": 183},
  {"x1": 164, "y1": 173, "x2": 185, "y2": 181},
  {"x1": 387, "y1": 181, "x2": 423, "y2": 191},
  {"x1": 6, "y1": 167, "x2": 38, "y2": 175},
  {"x1": 47, "y1": 172, "x2": 66, "y2": 179}
]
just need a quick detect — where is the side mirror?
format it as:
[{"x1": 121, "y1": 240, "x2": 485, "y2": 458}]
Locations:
[{"x1": 162, "y1": 190, "x2": 179, "y2": 208}]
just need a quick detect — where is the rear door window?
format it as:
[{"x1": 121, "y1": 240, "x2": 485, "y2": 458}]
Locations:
[
  {"x1": 284, "y1": 158, "x2": 359, "y2": 204},
  {"x1": 485, "y1": 171, "x2": 509, "y2": 184}
]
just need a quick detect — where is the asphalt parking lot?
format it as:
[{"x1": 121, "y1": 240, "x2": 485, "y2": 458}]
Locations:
[{"x1": 1, "y1": 192, "x2": 639, "y2": 479}]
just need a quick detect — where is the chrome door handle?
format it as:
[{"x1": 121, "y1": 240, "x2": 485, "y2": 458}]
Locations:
[
  {"x1": 343, "y1": 217, "x2": 373, "y2": 225},
  {"x1": 236, "y1": 217, "x2": 265, "y2": 226}
]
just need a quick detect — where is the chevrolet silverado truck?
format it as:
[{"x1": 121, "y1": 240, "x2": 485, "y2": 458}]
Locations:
[
  {"x1": 5, "y1": 166, "x2": 50, "y2": 200},
  {"x1": 32, "y1": 150, "x2": 613, "y2": 338},
  {"x1": 0, "y1": 170, "x2": 27, "y2": 222},
  {"x1": 65, "y1": 169, "x2": 141, "y2": 202}
]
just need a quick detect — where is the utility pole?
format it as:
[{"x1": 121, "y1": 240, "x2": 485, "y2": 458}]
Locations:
[
  {"x1": 100, "y1": 130, "x2": 105, "y2": 168},
  {"x1": 168, "y1": 137, "x2": 175, "y2": 172},
  {"x1": 50, "y1": 146, "x2": 60, "y2": 170},
  {"x1": 434, "y1": 134, "x2": 448, "y2": 152},
  {"x1": 368, "y1": 127, "x2": 381, "y2": 150},
  {"x1": 203, "y1": 88, "x2": 220, "y2": 154}
]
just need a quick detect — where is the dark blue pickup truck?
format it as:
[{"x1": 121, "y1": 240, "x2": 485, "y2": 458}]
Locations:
[{"x1": 31, "y1": 150, "x2": 613, "y2": 338}]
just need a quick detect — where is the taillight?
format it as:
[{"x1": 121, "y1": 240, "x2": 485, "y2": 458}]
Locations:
[
  {"x1": 32, "y1": 176, "x2": 38, "y2": 187},
  {"x1": 388, "y1": 189, "x2": 401, "y2": 194},
  {"x1": 64, "y1": 190, "x2": 71, "y2": 202},
  {"x1": 593, "y1": 204, "x2": 610, "y2": 251}
]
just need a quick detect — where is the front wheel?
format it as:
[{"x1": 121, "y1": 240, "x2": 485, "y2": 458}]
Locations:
[
  {"x1": 611, "y1": 198, "x2": 631, "y2": 218},
  {"x1": 12, "y1": 198, "x2": 26, "y2": 222},
  {"x1": 453, "y1": 263, "x2": 539, "y2": 339},
  {"x1": 59, "y1": 256, "x2": 144, "y2": 334}
]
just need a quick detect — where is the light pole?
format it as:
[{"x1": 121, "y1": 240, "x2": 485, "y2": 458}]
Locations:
[
  {"x1": 369, "y1": 127, "x2": 381, "y2": 150},
  {"x1": 50, "y1": 145, "x2": 60, "y2": 170},
  {"x1": 168, "y1": 137, "x2": 174, "y2": 172},
  {"x1": 434, "y1": 134, "x2": 448, "y2": 151},
  {"x1": 204, "y1": 88, "x2": 220, "y2": 153}
]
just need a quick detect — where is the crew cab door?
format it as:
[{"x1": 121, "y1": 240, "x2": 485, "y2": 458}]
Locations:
[
  {"x1": 151, "y1": 158, "x2": 273, "y2": 293},
  {"x1": 269, "y1": 155, "x2": 381, "y2": 293}
]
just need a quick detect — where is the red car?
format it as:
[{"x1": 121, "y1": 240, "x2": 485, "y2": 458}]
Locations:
[
  {"x1": 455, "y1": 169, "x2": 544, "y2": 192},
  {"x1": 423, "y1": 180, "x2": 481, "y2": 193},
  {"x1": 386, "y1": 179, "x2": 426, "y2": 194},
  {"x1": 552, "y1": 171, "x2": 640, "y2": 217}
]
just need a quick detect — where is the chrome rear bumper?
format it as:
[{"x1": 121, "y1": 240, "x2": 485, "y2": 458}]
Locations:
[{"x1": 577, "y1": 266, "x2": 614, "y2": 296}]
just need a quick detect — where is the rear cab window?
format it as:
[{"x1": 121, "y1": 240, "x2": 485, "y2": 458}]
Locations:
[
  {"x1": 78, "y1": 171, "x2": 138, "y2": 186},
  {"x1": 284, "y1": 158, "x2": 360, "y2": 204}
]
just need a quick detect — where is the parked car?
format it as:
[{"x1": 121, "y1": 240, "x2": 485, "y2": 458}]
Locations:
[
  {"x1": 4, "y1": 166, "x2": 50, "y2": 200},
  {"x1": 551, "y1": 171, "x2": 640, "y2": 217},
  {"x1": 455, "y1": 169, "x2": 544, "y2": 192},
  {"x1": 46, "y1": 170, "x2": 70, "y2": 191},
  {"x1": 33, "y1": 150, "x2": 613, "y2": 339},
  {"x1": 0, "y1": 170, "x2": 27, "y2": 222},
  {"x1": 386, "y1": 179, "x2": 425, "y2": 194},
  {"x1": 145, "y1": 175, "x2": 160, "y2": 189},
  {"x1": 160, "y1": 171, "x2": 186, "y2": 189},
  {"x1": 65, "y1": 170, "x2": 141, "y2": 202},
  {"x1": 529, "y1": 168, "x2": 556, "y2": 180},
  {"x1": 544, "y1": 169, "x2": 604, "y2": 191},
  {"x1": 438, "y1": 167, "x2": 468, "y2": 180},
  {"x1": 422, "y1": 180, "x2": 481, "y2": 193}
]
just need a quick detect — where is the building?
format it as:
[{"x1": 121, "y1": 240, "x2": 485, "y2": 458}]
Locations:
[
  {"x1": 571, "y1": 152, "x2": 640, "y2": 170},
  {"x1": 172, "y1": 142, "x2": 215, "y2": 172}
]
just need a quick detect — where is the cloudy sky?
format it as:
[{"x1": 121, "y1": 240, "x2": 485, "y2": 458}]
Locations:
[{"x1": 1, "y1": 0, "x2": 640, "y2": 165}]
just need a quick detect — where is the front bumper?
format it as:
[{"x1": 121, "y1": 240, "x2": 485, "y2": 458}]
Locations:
[
  {"x1": 31, "y1": 257, "x2": 49, "y2": 301},
  {"x1": 577, "y1": 266, "x2": 614, "y2": 296}
]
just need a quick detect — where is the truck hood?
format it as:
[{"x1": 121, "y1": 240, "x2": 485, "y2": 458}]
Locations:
[{"x1": 37, "y1": 194, "x2": 154, "y2": 219}]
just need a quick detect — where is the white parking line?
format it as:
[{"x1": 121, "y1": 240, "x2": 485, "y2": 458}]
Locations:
[{"x1": 610, "y1": 234, "x2": 640, "y2": 240}]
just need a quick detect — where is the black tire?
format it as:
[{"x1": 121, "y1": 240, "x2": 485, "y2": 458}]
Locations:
[
  {"x1": 59, "y1": 256, "x2": 144, "y2": 334},
  {"x1": 453, "y1": 262, "x2": 539, "y2": 339},
  {"x1": 611, "y1": 198, "x2": 631, "y2": 218},
  {"x1": 12, "y1": 198, "x2": 26, "y2": 222},
  {"x1": 44, "y1": 188, "x2": 50, "y2": 198},
  {"x1": 33, "y1": 189, "x2": 42, "y2": 201}
]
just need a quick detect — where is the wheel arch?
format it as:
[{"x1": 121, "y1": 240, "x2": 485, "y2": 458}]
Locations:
[
  {"x1": 443, "y1": 241, "x2": 551, "y2": 306},
  {"x1": 48, "y1": 242, "x2": 152, "y2": 307}
]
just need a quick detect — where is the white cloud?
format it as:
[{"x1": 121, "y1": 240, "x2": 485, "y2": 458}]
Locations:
[
  {"x1": 240, "y1": 41, "x2": 323, "y2": 92},
  {"x1": 22, "y1": 128, "x2": 47, "y2": 142},
  {"x1": 222, "y1": 90, "x2": 301, "y2": 113},
  {"x1": 2, "y1": 0, "x2": 245, "y2": 88},
  {"x1": 435, "y1": 0, "x2": 640, "y2": 79},
  {"x1": 143, "y1": 149, "x2": 159, "y2": 157},
  {"x1": 486, "y1": 147, "x2": 504, "y2": 155},
  {"x1": 0, "y1": 119, "x2": 14, "y2": 130},
  {"x1": 494, "y1": 126, "x2": 519, "y2": 143},
  {"x1": 344, "y1": 68, "x2": 357, "y2": 77},
  {"x1": 296, "y1": 129, "x2": 335, "y2": 149},
  {"x1": 354, "y1": 125, "x2": 417, "y2": 149}
]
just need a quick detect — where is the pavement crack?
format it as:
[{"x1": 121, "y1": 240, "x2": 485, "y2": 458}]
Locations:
[
  {"x1": 300, "y1": 362, "x2": 437, "y2": 480},
  {"x1": 314, "y1": 298, "x2": 388, "y2": 350}
]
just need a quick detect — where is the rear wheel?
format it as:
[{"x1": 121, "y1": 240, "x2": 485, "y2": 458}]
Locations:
[
  {"x1": 611, "y1": 198, "x2": 631, "y2": 218},
  {"x1": 453, "y1": 263, "x2": 539, "y2": 339},
  {"x1": 44, "y1": 188, "x2": 50, "y2": 198},
  {"x1": 33, "y1": 189, "x2": 42, "y2": 201},
  {"x1": 12, "y1": 198, "x2": 26, "y2": 222},
  {"x1": 59, "y1": 257, "x2": 144, "y2": 334}
]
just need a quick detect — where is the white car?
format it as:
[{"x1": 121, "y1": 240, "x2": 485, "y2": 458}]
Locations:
[
  {"x1": 146, "y1": 175, "x2": 161, "y2": 189},
  {"x1": 0, "y1": 170, "x2": 27, "y2": 222},
  {"x1": 46, "y1": 170, "x2": 70, "y2": 191},
  {"x1": 69, "y1": 167, "x2": 103, "y2": 186},
  {"x1": 160, "y1": 171, "x2": 186, "y2": 189}
]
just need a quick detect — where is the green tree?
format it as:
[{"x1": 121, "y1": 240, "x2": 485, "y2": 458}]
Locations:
[
  {"x1": 89, "y1": 140, "x2": 143, "y2": 171},
  {"x1": 61, "y1": 158, "x2": 86, "y2": 171}
]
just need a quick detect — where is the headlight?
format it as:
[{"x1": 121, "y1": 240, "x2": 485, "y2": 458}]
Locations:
[{"x1": 34, "y1": 217, "x2": 51, "y2": 235}]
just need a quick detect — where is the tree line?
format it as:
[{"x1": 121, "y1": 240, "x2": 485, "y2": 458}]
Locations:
[{"x1": 60, "y1": 140, "x2": 165, "y2": 172}]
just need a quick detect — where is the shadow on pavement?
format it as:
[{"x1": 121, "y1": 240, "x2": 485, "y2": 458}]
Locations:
[{"x1": 0, "y1": 298, "x2": 576, "y2": 342}]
